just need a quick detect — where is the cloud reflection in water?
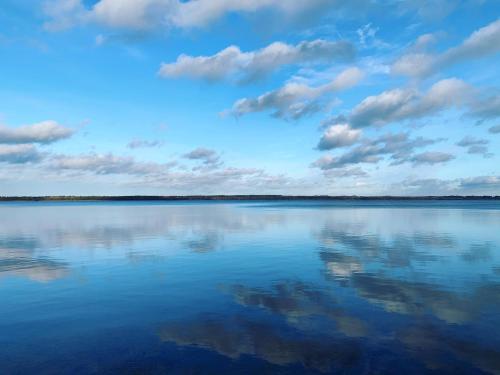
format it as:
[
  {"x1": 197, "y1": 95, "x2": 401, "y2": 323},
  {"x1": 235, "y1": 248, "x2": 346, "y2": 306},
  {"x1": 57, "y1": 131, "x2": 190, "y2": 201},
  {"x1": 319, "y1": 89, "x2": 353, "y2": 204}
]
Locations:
[{"x1": 0, "y1": 202, "x2": 499, "y2": 374}]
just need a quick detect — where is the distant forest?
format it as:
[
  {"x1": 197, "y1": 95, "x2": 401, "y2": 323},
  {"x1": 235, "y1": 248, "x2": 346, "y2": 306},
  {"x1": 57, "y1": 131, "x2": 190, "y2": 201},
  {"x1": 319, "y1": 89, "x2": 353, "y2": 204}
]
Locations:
[{"x1": 1, "y1": 195, "x2": 499, "y2": 201}]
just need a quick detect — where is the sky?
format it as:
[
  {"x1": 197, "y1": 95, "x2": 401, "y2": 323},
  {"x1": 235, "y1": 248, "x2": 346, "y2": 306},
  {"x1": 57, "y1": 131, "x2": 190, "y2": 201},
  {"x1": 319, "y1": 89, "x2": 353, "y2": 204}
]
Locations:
[{"x1": 0, "y1": 0, "x2": 499, "y2": 196}]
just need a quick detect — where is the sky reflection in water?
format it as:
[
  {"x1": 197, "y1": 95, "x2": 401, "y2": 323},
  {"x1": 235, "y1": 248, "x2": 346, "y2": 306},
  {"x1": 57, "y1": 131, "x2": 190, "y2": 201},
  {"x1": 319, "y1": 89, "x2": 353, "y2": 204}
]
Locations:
[{"x1": 0, "y1": 201, "x2": 500, "y2": 374}]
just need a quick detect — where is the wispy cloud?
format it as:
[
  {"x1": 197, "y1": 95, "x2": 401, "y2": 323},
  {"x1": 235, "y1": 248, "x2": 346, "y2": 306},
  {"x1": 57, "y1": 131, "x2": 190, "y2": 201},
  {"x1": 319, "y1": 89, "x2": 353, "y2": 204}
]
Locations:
[
  {"x1": 159, "y1": 40, "x2": 355, "y2": 83},
  {"x1": 127, "y1": 139, "x2": 164, "y2": 149}
]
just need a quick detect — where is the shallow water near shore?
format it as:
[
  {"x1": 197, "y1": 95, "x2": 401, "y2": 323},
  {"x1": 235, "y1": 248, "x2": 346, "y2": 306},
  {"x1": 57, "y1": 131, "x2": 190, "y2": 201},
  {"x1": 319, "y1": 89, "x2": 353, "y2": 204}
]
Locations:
[{"x1": 1, "y1": 200, "x2": 500, "y2": 374}]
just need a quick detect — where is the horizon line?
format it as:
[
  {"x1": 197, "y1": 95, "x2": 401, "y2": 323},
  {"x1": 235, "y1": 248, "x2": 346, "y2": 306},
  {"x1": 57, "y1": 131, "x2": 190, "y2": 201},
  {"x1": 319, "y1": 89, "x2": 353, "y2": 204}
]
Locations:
[{"x1": 1, "y1": 195, "x2": 500, "y2": 201}]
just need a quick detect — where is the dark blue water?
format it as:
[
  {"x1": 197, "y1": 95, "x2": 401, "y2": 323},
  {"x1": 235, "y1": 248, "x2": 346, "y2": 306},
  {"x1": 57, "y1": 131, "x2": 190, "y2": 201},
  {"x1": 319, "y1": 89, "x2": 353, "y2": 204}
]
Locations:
[{"x1": 1, "y1": 201, "x2": 500, "y2": 374}]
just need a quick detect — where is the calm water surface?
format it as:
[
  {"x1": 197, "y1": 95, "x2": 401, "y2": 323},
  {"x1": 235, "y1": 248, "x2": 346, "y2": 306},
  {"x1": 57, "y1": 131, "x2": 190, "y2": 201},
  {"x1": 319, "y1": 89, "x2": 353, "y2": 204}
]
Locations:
[{"x1": 1, "y1": 200, "x2": 500, "y2": 374}]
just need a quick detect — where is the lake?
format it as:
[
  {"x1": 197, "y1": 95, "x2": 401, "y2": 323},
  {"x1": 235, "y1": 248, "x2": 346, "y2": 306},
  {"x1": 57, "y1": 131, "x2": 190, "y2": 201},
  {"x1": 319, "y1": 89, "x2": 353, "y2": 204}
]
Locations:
[{"x1": 1, "y1": 200, "x2": 500, "y2": 374}]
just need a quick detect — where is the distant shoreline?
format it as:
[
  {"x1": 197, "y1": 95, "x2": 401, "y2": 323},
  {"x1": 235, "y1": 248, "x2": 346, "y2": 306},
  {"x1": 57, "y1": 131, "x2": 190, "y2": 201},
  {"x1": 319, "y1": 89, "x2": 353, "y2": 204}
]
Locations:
[{"x1": 1, "y1": 195, "x2": 499, "y2": 201}]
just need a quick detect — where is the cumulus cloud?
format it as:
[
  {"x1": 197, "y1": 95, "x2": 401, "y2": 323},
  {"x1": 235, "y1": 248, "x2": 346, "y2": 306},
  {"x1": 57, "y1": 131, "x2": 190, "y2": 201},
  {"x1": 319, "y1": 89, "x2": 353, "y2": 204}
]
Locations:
[
  {"x1": 159, "y1": 40, "x2": 355, "y2": 83},
  {"x1": 170, "y1": 0, "x2": 339, "y2": 28},
  {"x1": 392, "y1": 18, "x2": 500, "y2": 78},
  {"x1": 468, "y1": 94, "x2": 500, "y2": 124},
  {"x1": 465, "y1": 145, "x2": 493, "y2": 158},
  {"x1": 409, "y1": 151, "x2": 455, "y2": 165},
  {"x1": 441, "y1": 18, "x2": 500, "y2": 63},
  {"x1": 391, "y1": 53, "x2": 435, "y2": 78},
  {"x1": 6, "y1": 145, "x2": 309, "y2": 193},
  {"x1": 456, "y1": 136, "x2": 492, "y2": 158},
  {"x1": 43, "y1": 0, "x2": 468, "y2": 33},
  {"x1": 323, "y1": 167, "x2": 368, "y2": 178},
  {"x1": 141, "y1": 166, "x2": 308, "y2": 193},
  {"x1": 43, "y1": 0, "x2": 350, "y2": 31},
  {"x1": 397, "y1": 175, "x2": 500, "y2": 195},
  {"x1": 456, "y1": 135, "x2": 488, "y2": 147},
  {"x1": 0, "y1": 121, "x2": 74, "y2": 144},
  {"x1": 317, "y1": 123, "x2": 362, "y2": 150},
  {"x1": 226, "y1": 67, "x2": 363, "y2": 120},
  {"x1": 489, "y1": 124, "x2": 500, "y2": 134},
  {"x1": 89, "y1": 0, "x2": 174, "y2": 30},
  {"x1": 459, "y1": 175, "x2": 500, "y2": 190},
  {"x1": 183, "y1": 147, "x2": 223, "y2": 170},
  {"x1": 332, "y1": 78, "x2": 496, "y2": 129},
  {"x1": 413, "y1": 33, "x2": 438, "y2": 50},
  {"x1": 347, "y1": 78, "x2": 470, "y2": 128},
  {"x1": 127, "y1": 139, "x2": 164, "y2": 149},
  {"x1": 51, "y1": 152, "x2": 172, "y2": 175},
  {"x1": 42, "y1": 0, "x2": 88, "y2": 31},
  {"x1": 0, "y1": 144, "x2": 44, "y2": 164},
  {"x1": 397, "y1": 177, "x2": 455, "y2": 195},
  {"x1": 312, "y1": 132, "x2": 442, "y2": 170}
]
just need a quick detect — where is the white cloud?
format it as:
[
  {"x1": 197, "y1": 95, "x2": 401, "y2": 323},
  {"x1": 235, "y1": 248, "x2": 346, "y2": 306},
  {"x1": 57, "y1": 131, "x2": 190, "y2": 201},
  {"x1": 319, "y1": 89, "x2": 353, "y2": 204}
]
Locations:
[
  {"x1": 391, "y1": 53, "x2": 435, "y2": 78},
  {"x1": 183, "y1": 147, "x2": 223, "y2": 170},
  {"x1": 323, "y1": 167, "x2": 368, "y2": 178},
  {"x1": 317, "y1": 123, "x2": 362, "y2": 150},
  {"x1": 312, "y1": 132, "x2": 443, "y2": 170},
  {"x1": 489, "y1": 124, "x2": 500, "y2": 134},
  {"x1": 170, "y1": 0, "x2": 333, "y2": 28},
  {"x1": 456, "y1": 136, "x2": 488, "y2": 147},
  {"x1": 456, "y1": 136, "x2": 492, "y2": 158},
  {"x1": 43, "y1": 0, "x2": 342, "y2": 31},
  {"x1": 348, "y1": 78, "x2": 470, "y2": 128},
  {"x1": 226, "y1": 67, "x2": 363, "y2": 120},
  {"x1": 52, "y1": 153, "x2": 172, "y2": 175},
  {"x1": 398, "y1": 0, "x2": 458, "y2": 21},
  {"x1": 0, "y1": 121, "x2": 74, "y2": 144},
  {"x1": 92, "y1": 0, "x2": 175, "y2": 30},
  {"x1": 356, "y1": 23, "x2": 389, "y2": 49},
  {"x1": 42, "y1": 0, "x2": 87, "y2": 31},
  {"x1": 357, "y1": 23, "x2": 378, "y2": 47},
  {"x1": 159, "y1": 40, "x2": 355, "y2": 83},
  {"x1": 95, "y1": 34, "x2": 106, "y2": 46},
  {"x1": 465, "y1": 145, "x2": 492, "y2": 158},
  {"x1": 459, "y1": 175, "x2": 500, "y2": 190},
  {"x1": 127, "y1": 139, "x2": 164, "y2": 149},
  {"x1": 396, "y1": 177, "x2": 455, "y2": 195},
  {"x1": 334, "y1": 78, "x2": 497, "y2": 130},
  {"x1": 18, "y1": 147, "x2": 311, "y2": 194},
  {"x1": 442, "y1": 18, "x2": 500, "y2": 65},
  {"x1": 409, "y1": 151, "x2": 455, "y2": 165},
  {"x1": 468, "y1": 94, "x2": 500, "y2": 124},
  {"x1": 397, "y1": 174, "x2": 500, "y2": 195},
  {"x1": 392, "y1": 18, "x2": 500, "y2": 78},
  {"x1": 0, "y1": 145, "x2": 44, "y2": 164},
  {"x1": 141, "y1": 167, "x2": 309, "y2": 192},
  {"x1": 414, "y1": 33, "x2": 438, "y2": 50}
]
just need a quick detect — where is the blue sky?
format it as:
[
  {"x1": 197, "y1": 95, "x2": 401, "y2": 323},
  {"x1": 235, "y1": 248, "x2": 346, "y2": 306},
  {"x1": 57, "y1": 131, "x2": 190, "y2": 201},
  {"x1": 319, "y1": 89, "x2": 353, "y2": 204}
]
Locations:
[{"x1": 0, "y1": 0, "x2": 499, "y2": 195}]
